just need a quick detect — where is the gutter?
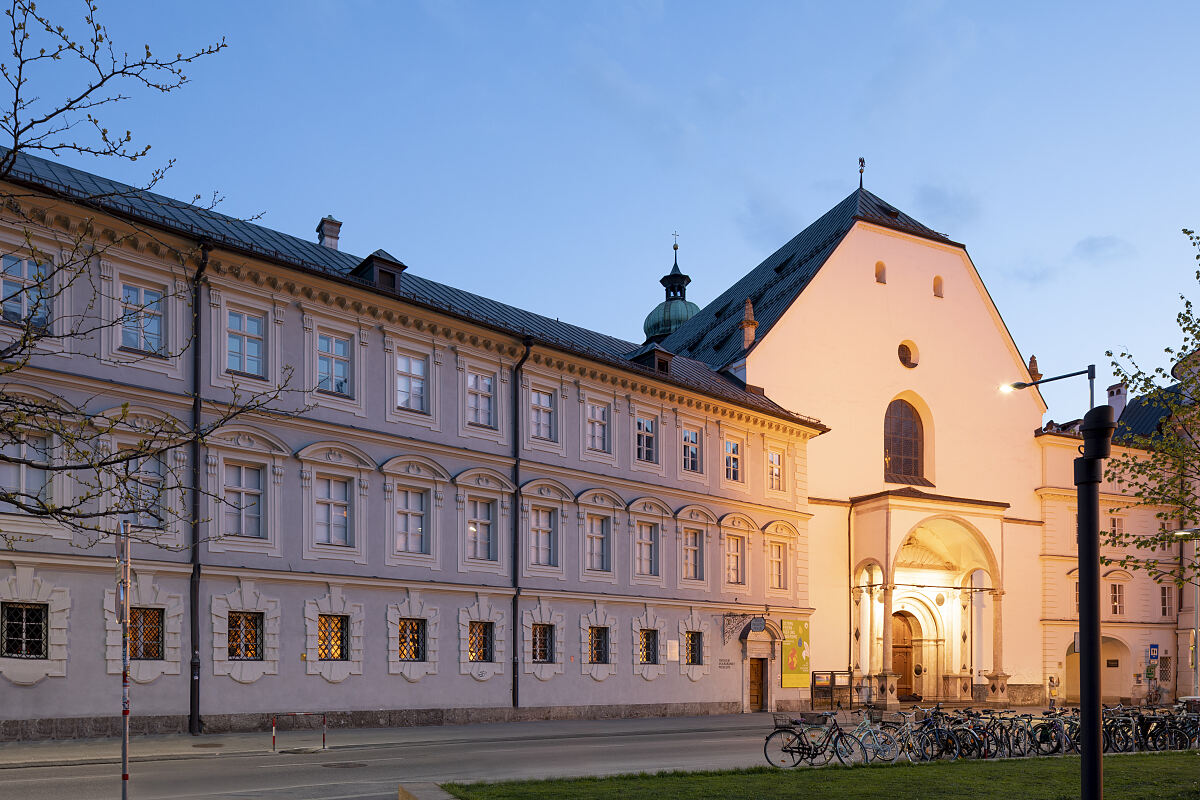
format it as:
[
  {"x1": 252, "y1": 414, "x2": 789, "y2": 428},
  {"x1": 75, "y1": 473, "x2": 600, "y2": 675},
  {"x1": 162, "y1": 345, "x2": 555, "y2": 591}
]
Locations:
[
  {"x1": 189, "y1": 244, "x2": 210, "y2": 735},
  {"x1": 510, "y1": 337, "x2": 533, "y2": 708}
]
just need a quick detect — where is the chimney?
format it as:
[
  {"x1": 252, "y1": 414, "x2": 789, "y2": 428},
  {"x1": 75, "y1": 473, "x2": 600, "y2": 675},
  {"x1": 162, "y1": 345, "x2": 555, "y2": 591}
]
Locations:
[
  {"x1": 1107, "y1": 382, "x2": 1127, "y2": 421},
  {"x1": 316, "y1": 215, "x2": 342, "y2": 250},
  {"x1": 1028, "y1": 355, "x2": 1043, "y2": 383},
  {"x1": 739, "y1": 298, "x2": 758, "y2": 350}
]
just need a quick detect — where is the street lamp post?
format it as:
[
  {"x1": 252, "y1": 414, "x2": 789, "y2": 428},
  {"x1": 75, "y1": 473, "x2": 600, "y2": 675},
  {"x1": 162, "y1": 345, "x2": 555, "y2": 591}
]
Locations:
[{"x1": 1003, "y1": 364, "x2": 1113, "y2": 800}]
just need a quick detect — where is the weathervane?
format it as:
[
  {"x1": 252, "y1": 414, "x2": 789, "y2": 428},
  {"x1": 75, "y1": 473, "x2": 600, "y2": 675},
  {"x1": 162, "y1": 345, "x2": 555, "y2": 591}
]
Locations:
[{"x1": 859, "y1": 157, "x2": 865, "y2": 189}]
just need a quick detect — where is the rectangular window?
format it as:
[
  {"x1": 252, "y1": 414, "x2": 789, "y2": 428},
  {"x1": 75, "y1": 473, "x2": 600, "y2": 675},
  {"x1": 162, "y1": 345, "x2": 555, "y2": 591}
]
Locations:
[
  {"x1": 315, "y1": 476, "x2": 351, "y2": 545},
  {"x1": 467, "y1": 371, "x2": 495, "y2": 427},
  {"x1": 529, "y1": 507, "x2": 557, "y2": 567},
  {"x1": 317, "y1": 614, "x2": 349, "y2": 661},
  {"x1": 223, "y1": 463, "x2": 263, "y2": 538},
  {"x1": 1109, "y1": 517, "x2": 1124, "y2": 536},
  {"x1": 467, "y1": 498, "x2": 495, "y2": 561},
  {"x1": 724, "y1": 440, "x2": 741, "y2": 482},
  {"x1": 635, "y1": 521, "x2": 659, "y2": 576},
  {"x1": 317, "y1": 333, "x2": 352, "y2": 396},
  {"x1": 129, "y1": 606, "x2": 164, "y2": 660},
  {"x1": 767, "y1": 449, "x2": 784, "y2": 491},
  {"x1": 468, "y1": 620, "x2": 494, "y2": 662},
  {"x1": 636, "y1": 416, "x2": 657, "y2": 463},
  {"x1": 1110, "y1": 583, "x2": 1124, "y2": 616},
  {"x1": 1161, "y1": 585, "x2": 1175, "y2": 617},
  {"x1": 1074, "y1": 581, "x2": 1079, "y2": 614},
  {"x1": 684, "y1": 631, "x2": 703, "y2": 666},
  {"x1": 395, "y1": 353, "x2": 428, "y2": 412},
  {"x1": 397, "y1": 618, "x2": 426, "y2": 661},
  {"x1": 531, "y1": 623, "x2": 554, "y2": 664},
  {"x1": 682, "y1": 528, "x2": 703, "y2": 581},
  {"x1": 227, "y1": 610, "x2": 264, "y2": 661},
  {"x1": 121, "y1": 453, "x2": 164, "y2": 529},
  {"x1": 0, "y1": 434, "x2": 49, "y2": 513},
  {"x1": 395, "y1": 488, "x2": 428, "y2": 554},
  {"x1": 769, "y1": 542, "x2": 786, "y2": 589},
  {"x1": 585, "y1": 514, "x2": 610, "y2": 572},
  {"x1": 587, "y1": 625, "x2": 609, "y2": 664},
  {"x1": 1, "y1": 255, "x2": 50, "y2": 330},
  {"x1": 638, "y1": 628, "x2": 658, "y2": 664},
  {"x1": 0, "y1": 601, "x2": 48, "y2": 659},
  {"x1": 226, "y1": 310, "x2": 265, "y2": 377},
  {"x1": 586, "y1": 402, "x2": 610, "y2": 452},
  {"x1": 530, "y1": 389, "x2": 555, "y2": 440},
  {"x1": 726, "y1": 535, "x2": 745, "y2": 584},
  {"x1": 681, "y1": 427, "x2": 701, "y2": 472},
  {"x1": 120, "y1": 283, "x2": 164, "y2": 354}
]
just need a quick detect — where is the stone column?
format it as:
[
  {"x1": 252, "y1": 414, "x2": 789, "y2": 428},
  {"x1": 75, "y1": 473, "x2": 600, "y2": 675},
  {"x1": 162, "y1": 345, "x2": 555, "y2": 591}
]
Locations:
[
  {"x1": 985, "y1": 589, "x2": 1009, "y2": 705},
  {"x1": 880, "y1": 584, "x2": 898, "y2": 707}
]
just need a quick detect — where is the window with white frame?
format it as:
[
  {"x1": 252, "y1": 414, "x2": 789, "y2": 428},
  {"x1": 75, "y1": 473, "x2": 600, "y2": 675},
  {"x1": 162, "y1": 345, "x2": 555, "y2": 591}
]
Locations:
[
  {"x1": 636, "y1": 415, "x2": 657, "y2": 463},
  {"x1": 1, "y1": 255, "x2": 50, "y2": 330},
  {"x1": 120, "y1": 283, "x2": 165, "y2": 354},
  {"x1": 769, "y1": 542, "x2": 787, "y2": 590},
  {"x1": 1109, "y1": 583, "x2": 1124, "y2": 616},
  {"x1": 682, "y1": 427, "x2": 701, "y2": 472},
  {"x1": 1161, "y1": 585, "x2": 1175, "y2": 617},
  {"x1": 395, "y1": 353, "x2": 428, "y2": 412},
  {"x1": 467, "y1": 498, "x2": 496, "y2": 561},
  {"x1": 0, "y1": 434, "x2": 49, "y2": 513},
  {"x1": 530, "y1": 389, "x2": 555, "y2": 440},
  {"x1": 226, "y1": 310, "x2": 266, "y2": 378},
  {"x1": 1109, "y1": 516, "x2": 1124, "y2": 537},
  {"x1": 724, "y1": 439, "x2": 741, "y2": 482},
  {"x1": 222, "y1": 463, "x2": 263, "y2": 538},
  {"x1": 635, "y1": 521, "x2": 659, "y2": 576},
  {"x1": 120, "y1": 452, "x2": 165, "y2": 529},
  {"x1": 395, "y1": 488, "x2": 428, "y2": 554},
  {"x1": 529, "y1": 507, "x2": 557, "y2": 567},
  {"x1": 767, "y1": 449, "x2": 784, "y2": 491},
  {"x1": 317, "y1": 333, "x2": 352, "y2": 396},
  {"x1": 586, "y1": 402, "x2": 610, "y2": 452},
  {"x1": 314, "y1": 475, "x2": 352, "y2": 545},
  {"x1": 726, "y1": 534, "x2": 745, "y2": 584},
  {"x1": 467, "y1": 371, "x2": 495, "y2": 427},
  {"x1": 585, "y1": 514, "x2": 610, "y2": 572},
  {"x1": 682, "y1": 527, "x2": 703, "y2": 581}
]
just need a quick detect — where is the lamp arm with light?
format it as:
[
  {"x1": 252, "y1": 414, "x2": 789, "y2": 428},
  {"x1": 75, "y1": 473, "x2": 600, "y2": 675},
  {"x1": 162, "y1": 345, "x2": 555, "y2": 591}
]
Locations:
[{"x1": 1001, "y1": 365, "x2": 1097, "y2": 408}]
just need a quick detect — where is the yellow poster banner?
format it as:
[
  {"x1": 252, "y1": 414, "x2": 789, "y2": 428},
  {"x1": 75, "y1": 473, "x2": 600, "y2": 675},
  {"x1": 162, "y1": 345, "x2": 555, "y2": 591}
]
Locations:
[{"x1": 781, "y1": 618, "x2": 810, "y2": 689}]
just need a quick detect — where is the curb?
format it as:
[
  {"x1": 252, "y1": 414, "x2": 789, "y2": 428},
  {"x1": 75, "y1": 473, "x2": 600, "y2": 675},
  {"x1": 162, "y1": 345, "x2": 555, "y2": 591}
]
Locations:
[{"x1": 398, "y1": 783, "x2": 457, "y2": 800}]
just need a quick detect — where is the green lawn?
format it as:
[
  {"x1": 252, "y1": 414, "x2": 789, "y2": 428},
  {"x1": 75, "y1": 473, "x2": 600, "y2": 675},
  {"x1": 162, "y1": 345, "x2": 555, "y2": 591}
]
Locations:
[{"x1": 442, "y1": 753, "x2": 1200, "y2": 800}]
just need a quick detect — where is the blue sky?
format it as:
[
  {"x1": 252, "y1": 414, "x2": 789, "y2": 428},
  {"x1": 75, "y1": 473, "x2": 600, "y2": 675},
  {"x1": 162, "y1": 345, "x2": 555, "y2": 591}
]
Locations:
[{"x1": 33, "y1": 1, "x2": 1200, "y2": 420}]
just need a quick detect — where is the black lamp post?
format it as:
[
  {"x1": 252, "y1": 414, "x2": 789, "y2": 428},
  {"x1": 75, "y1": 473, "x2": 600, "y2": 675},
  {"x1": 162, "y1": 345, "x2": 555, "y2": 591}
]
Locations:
[{"x1": 1003, "y1": 363, "x2": 1114, "y2": 800}]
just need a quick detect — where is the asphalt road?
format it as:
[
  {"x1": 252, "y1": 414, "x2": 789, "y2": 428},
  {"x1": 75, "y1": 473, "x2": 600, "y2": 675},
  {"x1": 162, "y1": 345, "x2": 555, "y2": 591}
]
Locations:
[{"x1": 1, "y1": 724, "x2": 769, "y2": 799}]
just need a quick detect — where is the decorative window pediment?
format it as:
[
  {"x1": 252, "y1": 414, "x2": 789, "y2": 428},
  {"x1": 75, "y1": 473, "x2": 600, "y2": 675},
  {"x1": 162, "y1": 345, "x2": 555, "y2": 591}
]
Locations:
[
  {"x1": 303, "y1": 585, "x2": 363, "y2": 683},
  {"x1": 522, "y1": 600, "x2": 564, "y2": 681},
  {"x1": 103, "y1": 570, "x2": 181, "y2": 684},
  {"x1": 211, "y1": 578, "x2": 280, "y2": 684},
  {"x1": 388, "y1": 589, "x2": 439, "y2": 682},
  {"x1": 459, "y1": 594, "x2": 505, "y2": 682},
  {"x1": 0, "y1": 565, "x2": 69, "y2": 686}
]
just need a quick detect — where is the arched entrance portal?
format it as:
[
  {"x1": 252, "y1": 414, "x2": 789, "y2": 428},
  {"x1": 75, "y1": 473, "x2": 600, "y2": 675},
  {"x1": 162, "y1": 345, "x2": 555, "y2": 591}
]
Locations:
[
  {"x1": 1065, "y1": 637, "x2": 1133, "y2": 703},
  {"x1": 892, "y1": 612, "x2": 919, "y2": 700}
]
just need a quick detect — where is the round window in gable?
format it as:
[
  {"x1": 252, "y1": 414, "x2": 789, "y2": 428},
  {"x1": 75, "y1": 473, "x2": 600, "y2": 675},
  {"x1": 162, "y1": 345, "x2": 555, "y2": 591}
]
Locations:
[{"x1": 898, "y1": 342, "x2": 918, "y2": 368}]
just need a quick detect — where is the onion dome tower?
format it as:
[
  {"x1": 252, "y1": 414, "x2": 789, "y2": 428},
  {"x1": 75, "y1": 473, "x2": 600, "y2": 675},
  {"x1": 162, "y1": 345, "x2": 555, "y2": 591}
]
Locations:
[{"x1": 642, "y1": 242, "x2": 699, "y2": 344}]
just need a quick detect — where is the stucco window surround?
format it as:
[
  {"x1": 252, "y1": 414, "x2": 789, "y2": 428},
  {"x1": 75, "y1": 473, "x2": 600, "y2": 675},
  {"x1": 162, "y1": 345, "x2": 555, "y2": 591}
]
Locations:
[
  {"x1": 1104, "y1": 569, "x2": 1132, "y2": 619},
  {"x1": 628, "y1": 496, "x2": 672, "y2": 588},
  {"x1": 629, "y1": 401, "x2": 666, "y2": 478},
  {"x1": 454, "y1": 467, "x2": 515, "y2": 576},
  {"x1": 631, "y1": 607, "x2": 667, "y2": 681},
  {"x1": 206, "y1": 284, "x2": 285, "y2": 393},
  {"x1": 211, "y1": 578, "x2": 279, "y2": 684},
  {"x1": 99, "y1": 257, "x2": 188, "y2": 380},
  {"x1": 303, "y1": 585, "x2": 363, "y2": 683},
  {"x1": 676, "y1": 410, "x2": 709, "y2": 485},
  {"x1": 0, "y1": 564, "x2": 68, "y2": 686},
  {"x1": 299, "y1": 306, "x2": 368, "y2": 417},
  {"x1": 675, "y1": 504, "x2": 716, "y2": 591},
  {"x1": 521, "y1": 368, "x2": 567, "y2": 457},
  {"x1": 763, "y1": 436, "x2": 790, "y2": 500},
  {"x1": 578, "y1": 382, "x2": 619, "y2": 467},
  {"x1": 520, "y1": 478, "x2": 573, "y2": 580},
  {"x1": 0, "y1": 235, "x2": 70, "y2": 357},
  {"x1": 522, "y1": 599, "x2": 565, "y2": 681},
  {"x1": 576, "y1": 488, "x2": 623, "y2": 585},
  {"x1": 764, "y1": 534, "x2": 791, "y2": 600},
  {"x1": 381, "y1": 455, "x2": 450, "y2": 569},
  {"x1": 719, "y1": 425, "x2": 750, "y2": 493},
  {"x1": 720, "y1": 513, "x2": 758, "y2": 594},
  {"x1": 454, "y1": 348, "x2": 509, "y2": 446},
  {"x1": 678, "y1": 608, "x2": 712, "y2": 681},
  {"x1": 297, "y1": 441, "x2": 374, "y2": 565},
  {"x1": 459, "y1": 594, "x2": 505, "y2": 681},
  {"x1": 382, "y1": 329, "x2": 444, "y2": 431},
  {"x1": 101, "y1": 406, "x2": 189, "y2": 550},
  {"x1": 205, "y1": 425, "x2": 287, "y2": 557},
  {"x1": 387, "y1": 589, "x2": 439, "y2": 682},
  {"x1": 103, "y1": 570, "x2": 182, "y2": 683},
  {"x1": 0, "y1": 385, "x2": 72, "y2": 542},
  {"x1": 580, "y1": 603, "x2": 618, "y2": 681},
  {"x1": 764, "y1": 521, "x2": 802, "y2": 602}
]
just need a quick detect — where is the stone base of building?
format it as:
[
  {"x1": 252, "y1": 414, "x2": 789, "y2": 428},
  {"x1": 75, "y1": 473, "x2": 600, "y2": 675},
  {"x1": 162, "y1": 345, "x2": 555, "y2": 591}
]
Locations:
[
  {"x1": 0, "y1": 700, "x2": 745, "y2": 742},
  {"x1": 1006, "y1": 683, "x2": 1045, "y2": 706}
]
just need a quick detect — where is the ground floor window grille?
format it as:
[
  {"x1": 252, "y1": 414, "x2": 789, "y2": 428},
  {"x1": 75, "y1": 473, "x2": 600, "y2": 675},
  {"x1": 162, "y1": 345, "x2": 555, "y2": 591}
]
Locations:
[
  {"x1": 468, "y1": 620, "x2": 494, "y2": 662},
  {"x1": 317, "y1": 614, "x2": 348, "y2": 661},
  {"x1": 588, "y1": 626, "x2": 609, "y2": 664},
  {"x1": 1, "y1": 601, "x2": 47, "y2": 659},
  {"x1": 397, "y1": 618, "x2": 426, "y2": 661},
  {"x1": 129, "y1": 606, "x2": 164, "y2": 660},
  {"x1": 531, "y1": 623, "x2": 554, "y2": 663},
  {"x1": 1158, "y1": 655, "x2": 1173, "y2": 683},
  {"x1": 228, "y1": 610, "x2": 264, "y2": 661},
  {"x1": 638, "y1": 628, "x2": 658, "y2": 664},
  {"x1": 684, "y1": 631, "x2": 703, "y2": 666}
]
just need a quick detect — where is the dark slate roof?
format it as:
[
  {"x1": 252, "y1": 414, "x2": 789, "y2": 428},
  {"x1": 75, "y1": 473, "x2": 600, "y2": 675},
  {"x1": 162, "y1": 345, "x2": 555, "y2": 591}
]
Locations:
[
  {"x1": 662, "y1": 187, "x2": 956, "y2": 369},
  {"x1": 1114, "y1": 385, "x2": 1180, "y2": 445},
  {"x1": 2, "y1": 149, "x2": 822, "y2": 428}
]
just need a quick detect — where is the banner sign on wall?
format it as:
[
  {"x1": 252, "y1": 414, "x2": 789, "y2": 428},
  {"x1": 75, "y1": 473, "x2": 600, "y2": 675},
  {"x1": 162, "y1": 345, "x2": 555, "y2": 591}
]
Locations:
[{"x1": 781, "y1": 619, "x2": 810, "y2": 689}]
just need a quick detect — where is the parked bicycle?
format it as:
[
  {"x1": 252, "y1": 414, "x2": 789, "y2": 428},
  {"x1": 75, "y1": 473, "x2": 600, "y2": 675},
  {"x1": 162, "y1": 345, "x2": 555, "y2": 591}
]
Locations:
[{"x1": 764, "y1": 711, "x2": 868, "y2": 767}]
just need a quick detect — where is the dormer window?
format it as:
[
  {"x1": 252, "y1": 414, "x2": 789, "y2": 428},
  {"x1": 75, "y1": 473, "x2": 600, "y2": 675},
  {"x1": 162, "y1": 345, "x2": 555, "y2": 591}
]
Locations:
[{"x1": 378, "y1": 269, "x2": 399, "y2": 290}]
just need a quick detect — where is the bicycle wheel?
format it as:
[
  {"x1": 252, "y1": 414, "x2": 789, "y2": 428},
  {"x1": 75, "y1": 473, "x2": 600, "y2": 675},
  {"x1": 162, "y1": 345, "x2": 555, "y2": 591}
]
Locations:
[
  {"x1": 764, "y1": 728, "x2": 803, "y2": 768},
  {"x1": 914, "y1": 730, "x2": 938, "y2": 761},
  {"x1": 952, "y1": 727, "x2": 981, "y2": 759},
  {"x1": 1153, "y1": 726, "x2": 1190, "y2": 752},
  {"x1": 834, "y1": 732, "x2": 869, "y2": 766},
  {"x1": 1032, "y1": 722, "x2": 1062, "y2": 755},
  {"x1": 868, "y1": 728, "x2": 901, "y2": 763},
  {"x1": 931, "y1": 728, "x2": 960, "y2": 761},
  {"x1": 803, "y1": 725, "x2": 835, "y2": 765}
]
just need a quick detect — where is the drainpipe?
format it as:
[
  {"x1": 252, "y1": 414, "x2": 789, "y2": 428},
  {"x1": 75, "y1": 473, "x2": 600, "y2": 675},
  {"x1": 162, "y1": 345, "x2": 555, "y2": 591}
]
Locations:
[
  {"x1": 846, "y1": 500, "x2": 854, "y2": 676},
  {"x1": 511, "y1": 337, "x2": 533, "y2": 709},
  {"x1": 188, "y1": 243, "x2": 210, "y2": 735}
]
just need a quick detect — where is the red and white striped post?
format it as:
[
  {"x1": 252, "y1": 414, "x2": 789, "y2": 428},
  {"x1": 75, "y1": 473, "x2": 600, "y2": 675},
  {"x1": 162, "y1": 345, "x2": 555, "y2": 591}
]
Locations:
[{"x1": 117, "y1": 521, "x2": 131, "y2": 800}]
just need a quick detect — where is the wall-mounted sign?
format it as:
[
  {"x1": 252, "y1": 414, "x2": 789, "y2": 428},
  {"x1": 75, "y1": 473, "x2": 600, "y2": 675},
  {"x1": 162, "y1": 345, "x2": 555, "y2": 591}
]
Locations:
[
  {"x1": 1149, "y1": 644, "x2": 1159, "y2": 662},
  {"x1": 781, "y1": 619, "x2": 810, "y2": 689},
  {"x1": 750, "y1": 617, "x2": 766, "y2": 633}
]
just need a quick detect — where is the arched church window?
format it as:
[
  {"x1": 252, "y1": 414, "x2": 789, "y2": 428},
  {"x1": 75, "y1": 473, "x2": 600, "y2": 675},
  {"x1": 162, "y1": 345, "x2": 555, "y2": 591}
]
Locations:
[
  {"x1": 933, "y1": 276, "x2": 944, "y2": 297},
  {"x1": 884, "y1": 400, "x2": 925, "y2": 483}
]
